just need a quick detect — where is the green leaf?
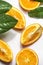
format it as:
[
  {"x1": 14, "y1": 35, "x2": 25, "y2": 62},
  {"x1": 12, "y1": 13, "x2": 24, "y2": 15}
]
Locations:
[
  {"x1": 0, "y1": 0, "x2": 2, "y2": 1},
  {"x1": 0, "y1": 1, "x2": 12, "y2": 14},
  {"x1": 28, "y1": 7, "x2": 43, "y2": 18},
  {"x1": 0, "y1": 14, "x2": 18, "y2": 34},
  {"x1": 35, "y1": 0, "x2": 43, "y2": 2}
]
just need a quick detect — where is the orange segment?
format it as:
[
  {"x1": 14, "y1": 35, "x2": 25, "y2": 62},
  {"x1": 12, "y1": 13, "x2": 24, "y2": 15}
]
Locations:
[
  {"x1": 16, "y1": 48, "x2": 38, "y2": 65},
  {"x1": 6, "y1": 7, "x2": 26, "y2": 30},
  {"x1": 0, "y1": 40, "x2": 13, "y2": 62},
  {"x1": 19, "y1": 0, "x2": 40, "y2": 10},
  {"x1": 21, "y1": 23, "x2": 42, "y2": 46}
]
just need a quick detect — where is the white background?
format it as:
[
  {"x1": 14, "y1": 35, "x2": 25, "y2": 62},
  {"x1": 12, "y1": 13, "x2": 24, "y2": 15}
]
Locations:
[{"x1": 0, "y1": 0, "x2": 43, "y2": 65}]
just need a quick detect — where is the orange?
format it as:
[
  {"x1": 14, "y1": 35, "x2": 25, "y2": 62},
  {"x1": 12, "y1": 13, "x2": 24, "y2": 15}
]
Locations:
[
  {"x1": 21, "y1": 23, "x2": 42, "y2": 46},
  {"x1": 19, "y1": 0, "x2": 40, "y2": 10},
  {"x1": 6, "y1": 7, "x2": 26, "y2": 30},
  {"x1": 16, "y1": 48, "x2": 38, "y2": 65},
  {"x1": 0, "y1": 40, "x2": 13, "y2": 62},
  {"x1": 41, "y1": 27, "x2": 43, "y2": 32}
]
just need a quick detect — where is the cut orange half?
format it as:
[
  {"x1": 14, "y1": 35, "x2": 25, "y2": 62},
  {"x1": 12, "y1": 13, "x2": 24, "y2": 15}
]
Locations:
[
  {"x1": 6, "y1": 7, "x2": 26, "y2": 30},
  {"x1": 21, "y1": 23, "x2": 42, "y2": 46},
  {"x1": 19, "y1": 0, "x2": 40, "y2": 10},
  {"x1": 16, "y1": 48, "x2": 38, "y2": 65},
  {"x1": 0, "y1": 40, "x2": 13, "y2": 62}
]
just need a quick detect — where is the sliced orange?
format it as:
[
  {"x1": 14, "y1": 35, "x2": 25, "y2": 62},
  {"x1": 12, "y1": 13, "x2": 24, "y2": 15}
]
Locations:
[
  {"x1": 21, "y1": 23, "x2": 42, "y2": 46},
  {"x1": 0, "y1": 40, "x2": 13, "y2": 62},
  {"x1": 19, "y1": 0, "x2": 40, "y2": 10},
  {"x1": 41, "y1": 27, "x2": 43, "y2": 32},
  {"x1": 6, "y1": 7, "x2": 26, "y2": 30},
  {"x1": 16, "y1": 48, "x2": 38, "y2": 65}
]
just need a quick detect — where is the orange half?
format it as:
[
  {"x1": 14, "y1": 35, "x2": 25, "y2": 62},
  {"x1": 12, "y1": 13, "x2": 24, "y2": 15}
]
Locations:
[
  {"x1": 16, "y1": 48, "x2": 38, "y2": 65},
  {"x1": 0, "y1": 40, "x2": 13, "y2": 62},
  {"x1": 21, "y1": 23, "x2": 42, "y2": 46},
  {"x1": 6, "y1": 7, "x2": 26, "y2": 30},
  {"x1": 19, "y1": 0, "x2": 40, "y2": 10}
]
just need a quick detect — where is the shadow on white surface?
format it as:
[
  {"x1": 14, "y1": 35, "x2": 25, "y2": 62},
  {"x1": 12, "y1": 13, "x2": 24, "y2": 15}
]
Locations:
[
  {"x1": 0, "y1": 29, "x2": 17, "y2": 42},
  {"x1": 0, "y1": 61, "x2": 13, "y2": 65}
]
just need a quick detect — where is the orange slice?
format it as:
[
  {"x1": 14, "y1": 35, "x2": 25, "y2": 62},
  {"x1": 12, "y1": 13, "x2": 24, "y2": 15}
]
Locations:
[
  {"x1": 0, "y1": 40, "x2": 13, "y2": 62},
  {"x1": 21, "y1": 23, "x2": 42, "y2": 46},
  {"x1": 16, "y1": 48, "x2": 38, "y2": 65},
  {"x1": 19, "y1": 0, "x2": 40, "y2": 10},
  {"x1": 6, "y1": 7, "x2": 26, "y2": 30}
]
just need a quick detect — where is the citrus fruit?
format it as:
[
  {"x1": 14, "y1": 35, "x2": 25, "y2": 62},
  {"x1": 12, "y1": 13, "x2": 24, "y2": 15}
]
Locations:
[
  {"x1": 41, "y1": 27, "x2": 43, "y2": 32},
  {"x1": 19, "y1": 0, "x2": 40, "y2": 10},
  {"x1": 16, "y1": 48, "x2": 38, "y2": 65},
  {"x1": 6, "y1": 7, "x2": 26, "y2": 30},
  {"x1": 21, "y1": 23, "x2": 42, "y2": 46},
  {"x1": 0, "y1": 40, "x2": 13, "y2": 62}
]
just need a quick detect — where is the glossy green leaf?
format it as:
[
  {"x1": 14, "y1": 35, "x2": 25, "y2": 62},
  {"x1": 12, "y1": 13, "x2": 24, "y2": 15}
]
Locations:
[
  {"x1": 0, "y1": 14, "x2": 18, "y2": 34},
  {"x1": 28, "y1": 7, "x2": 43, "y2": 18},
  {"x1": 0, "y1": 1, "x2": 12, "y2": 14},
  {"x1": 35, "y1": 0, "x2": 43, "y2": 2}
]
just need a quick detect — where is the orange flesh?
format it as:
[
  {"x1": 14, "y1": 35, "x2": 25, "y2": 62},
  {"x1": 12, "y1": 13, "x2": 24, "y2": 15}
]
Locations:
[
  {"x1": 20, "y1": 0, "x2": 40, "y2": 10},
  {"x1": 24, "y1": 32, "x2": 39, "y2": 45},
  {"x1": 21, "y1": 25, "x2": 42, "y2": 45},
  {"x1": 0, "y1": 40, "x2": 12, "y2": 62},
  {"x1": 17, "y1": 49, "x2": 38, "y2": 65},
  {"x1": 6, "y1": 7, "x2": 25, "y2": 29},
  {"x1": 21, "y1": 0, "x2": 39, "y2": 8},
  {"x1": 23, "y1": 26, "x2": 36, "y2": 38},
  {"x1": 7, "y1": 8, "x2": 22, "y2": 19}
]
